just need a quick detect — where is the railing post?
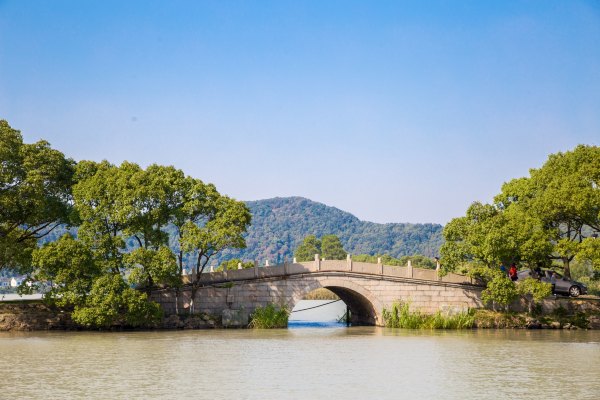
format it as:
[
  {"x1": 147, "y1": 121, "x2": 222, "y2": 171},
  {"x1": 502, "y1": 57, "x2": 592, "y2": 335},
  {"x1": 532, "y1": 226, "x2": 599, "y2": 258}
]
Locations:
[
  {"x1": 347, "y1": 254, "x2": 352, "y2": 271},
  {"x1": 265, "y1": 259, "x2": 269, "y2": 267},
  {"x1": 254, "y1": 260, "x2": 259, "y2": 278},
  {"x1": 377, "y1": 257, "x2": 383, "y2": 275},
  {"x1": 238, "y1": 262, "x2": 242, "y2": 270},
  {"x1": 293, "y1": 257, "x2": 297, "y2": 264},
  {"x1": 407, "y1": 259, "x2": 413, "y2": 278},
  {"x1": 315, "y1": 254, "x2": 320, "y2": 271}
]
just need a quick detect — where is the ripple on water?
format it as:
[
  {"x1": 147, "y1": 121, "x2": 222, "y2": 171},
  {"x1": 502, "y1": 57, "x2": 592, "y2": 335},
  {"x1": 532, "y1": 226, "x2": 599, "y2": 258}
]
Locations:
[{"x1": 1, "y1": 329, "x2": 599, "y2": 399}]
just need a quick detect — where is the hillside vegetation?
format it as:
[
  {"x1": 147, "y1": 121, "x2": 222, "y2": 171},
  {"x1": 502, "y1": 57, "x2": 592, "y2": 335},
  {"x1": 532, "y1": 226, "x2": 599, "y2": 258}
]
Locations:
[
  {"x1": 36, "y1": 197, "x2": 443, "y2": 268},
  {"x1": 218, "y1": 197, "x2": 443, "y2": 264}
]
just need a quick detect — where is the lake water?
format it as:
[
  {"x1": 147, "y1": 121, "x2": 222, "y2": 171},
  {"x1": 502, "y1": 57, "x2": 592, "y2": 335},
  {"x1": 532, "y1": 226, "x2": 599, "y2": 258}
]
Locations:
[
  {"x1": 1, "y1": 300, "x2": 599, "y2": 399},
  {"x1": 289, "y1": 299, "x2": 348, "y2": 328}
]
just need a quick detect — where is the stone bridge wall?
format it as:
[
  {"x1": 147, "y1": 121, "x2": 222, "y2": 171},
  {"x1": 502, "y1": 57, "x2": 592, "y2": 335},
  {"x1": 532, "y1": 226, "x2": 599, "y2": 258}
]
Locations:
[{"x1": 151, "y1": 260, "x2": 484, "y2": 326}]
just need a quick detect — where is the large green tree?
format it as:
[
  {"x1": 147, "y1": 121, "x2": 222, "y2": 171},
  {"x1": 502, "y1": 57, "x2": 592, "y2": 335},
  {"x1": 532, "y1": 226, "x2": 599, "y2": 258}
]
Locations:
[
  {"x1": 495, "y1": 145, "x2": 600, "y2": 278},
  {"x1": 294, "y1": 235, "x2": 321, "y2": 262},
  {"x1": 32, "y1": 234, "x2": 162, "y2": 328},
  {"x1": 73, "y1": 161, "x2": 181, "y2": 288},
  {"x1": 32, "y1": 233, "x2": 99, "y2": 308},
  {"x1": 0, "y1": 120, "x2": 74, "y2": 272},
  {"x1": 180, "y1": 193, "x2": 251, "y2": 313},
  {"x1": 293, "y1": 234, "x2": 348, "y2": 261},
  {"x1": 321, "y1": 234, "x2": 347, "y2": 260},
  {"x1": 442, "y1": 145, "x2": 600, "y2": 279}
]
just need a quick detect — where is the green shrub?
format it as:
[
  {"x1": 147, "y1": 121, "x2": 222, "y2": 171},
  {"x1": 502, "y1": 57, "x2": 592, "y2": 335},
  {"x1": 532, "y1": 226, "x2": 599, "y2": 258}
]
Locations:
[
  {"x1": 382, "y1": 301, "x2": 475, "y2": 329},
  {"x1": 517, "y1": 278, "x2": 552, "y2": 314},
  {"x1": 248, "y1": 304, "x2": 289, "y2": 328},
  {"x1": 479, "y1": 269, "x2": 518, "y2": 310}
]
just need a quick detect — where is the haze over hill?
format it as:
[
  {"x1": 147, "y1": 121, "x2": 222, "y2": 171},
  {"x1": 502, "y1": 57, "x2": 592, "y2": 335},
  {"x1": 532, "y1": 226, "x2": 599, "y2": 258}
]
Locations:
[{"x1": 218, "y1": 197, "x2": 443, "y2": 265}]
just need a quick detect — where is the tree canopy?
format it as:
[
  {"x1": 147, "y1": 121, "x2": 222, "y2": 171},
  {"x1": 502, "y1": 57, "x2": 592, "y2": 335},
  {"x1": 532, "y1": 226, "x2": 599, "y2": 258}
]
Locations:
[
  {"x1": 26, "y1": 156, "x2": 250, "y2": 325},
  {"x1": 321, "y1": 234, "x2": 347, "y2": 260},
  {"x1": 294, "y1": 235, "x2": 321, "y2": 262},
  {"x1": 0, "y1": 120, "x2": 74, "y2": 272},
  {"x1": 441, "y1": 145, "x2": 600, "y2": 278}
]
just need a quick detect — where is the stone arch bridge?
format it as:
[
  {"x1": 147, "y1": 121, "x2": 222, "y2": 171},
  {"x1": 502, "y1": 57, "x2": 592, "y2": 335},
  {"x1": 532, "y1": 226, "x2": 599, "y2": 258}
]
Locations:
[{"x1": 152, "y1": 257, "x2": 484, "y2": 327}]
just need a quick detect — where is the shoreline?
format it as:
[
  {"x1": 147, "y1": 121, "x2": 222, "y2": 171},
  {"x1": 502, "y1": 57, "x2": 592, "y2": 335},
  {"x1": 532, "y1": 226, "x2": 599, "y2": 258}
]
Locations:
[{"x1": 1, "y1": 300, "x2": 599, "y2": 332}]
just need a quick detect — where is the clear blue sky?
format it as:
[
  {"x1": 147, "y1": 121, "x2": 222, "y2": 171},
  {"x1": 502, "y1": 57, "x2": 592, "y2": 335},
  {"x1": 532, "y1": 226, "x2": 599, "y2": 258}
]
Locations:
[{"x1": 1, "y1": 1, "x2": 599, "y2": 224}]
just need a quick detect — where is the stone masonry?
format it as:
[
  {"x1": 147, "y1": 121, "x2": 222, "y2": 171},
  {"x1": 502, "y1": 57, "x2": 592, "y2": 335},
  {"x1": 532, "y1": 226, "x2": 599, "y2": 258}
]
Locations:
[{"x1": 151, "y1": 257, "x2": 484, "y2": 326}]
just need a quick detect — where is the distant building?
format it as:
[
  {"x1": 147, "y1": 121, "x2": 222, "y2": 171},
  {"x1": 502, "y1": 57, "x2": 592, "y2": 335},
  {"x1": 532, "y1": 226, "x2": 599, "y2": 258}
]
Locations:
[{"x1": 10, "y1": 276, "x2": 29, "y2": 287}]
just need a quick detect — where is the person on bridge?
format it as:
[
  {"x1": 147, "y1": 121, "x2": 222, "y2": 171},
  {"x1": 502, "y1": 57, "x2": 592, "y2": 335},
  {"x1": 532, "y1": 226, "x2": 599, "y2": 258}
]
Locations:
[
  {"x1": 508, "y1": 264, "x2": 518, "y2": 281},
  {"x1": 499, "y1": 264, "x2": 507, "y2": 275}
]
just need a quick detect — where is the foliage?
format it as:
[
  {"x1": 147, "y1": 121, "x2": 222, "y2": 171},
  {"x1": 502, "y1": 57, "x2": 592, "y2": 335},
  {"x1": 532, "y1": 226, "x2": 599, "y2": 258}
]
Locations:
[
  {"x1": 219, "y1": 197, "x2": 443, "y2": 264},
  {"x1": 0, "y1": 120, "x2": 74, "y2": 273},
  {"x1": 293, "y1": 234, "x2": 348, "y2": 261},
  {"x1": 248, "y1": 304, "x2": 289, "y2": 328},
  {"x1": 32, "y1": 234, "x2": 100, "y2": 307},
  {"x1": 321, "y1": 234, "x2": 347, "y2": 260},
  {"x1": 442, "y1": 145, "x2": 600, "y2": 279},
  {"x1": 479, "y1": 269, "x2": 518, "y2": 310},
  {"x1": 516, "y1": 278, "x2": 553, "y2": 314},
  {"x1": 40, "y1": 196, "x2": 444, "y2": 269},
  {"x1": 382, "y1": 301, "x2": 475, "y2": 329},
  {"x1": 217, "y1": 258, "x2": 254, "y2": 271},
  {"x1": 179, "y1": 193, "x2": 251, "y2": 312},
  {"x1": 294, "y1": 234, "x2": 321, "y2": 262},
  {"x1": 73, "y1": 161, "x2": 183, "y2": 286},
  {"x1": 516, "y1": 278, "x2": 552, "y2": 305},
  {"x1": 125, "y1": 246, "x2": 180, "y2": 289},
  {"x1": 19, "y1": 151, "x2": 250, "y2": 324},
  {"x1": 70, "y1": 274, "x2": 162, "y2": 328},
  {"x1": 576, "y1": 238, "x2": 600, "y2": 272}
]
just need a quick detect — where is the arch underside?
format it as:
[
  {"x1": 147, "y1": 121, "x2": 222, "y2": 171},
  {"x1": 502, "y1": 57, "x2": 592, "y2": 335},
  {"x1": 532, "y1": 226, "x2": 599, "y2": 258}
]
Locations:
[
  {"x1": 325, "y1": 286, "x2": 378, "y2": 326},
  {"x1": 289, "y1": 276, "x2": 382, "y2": 326}
]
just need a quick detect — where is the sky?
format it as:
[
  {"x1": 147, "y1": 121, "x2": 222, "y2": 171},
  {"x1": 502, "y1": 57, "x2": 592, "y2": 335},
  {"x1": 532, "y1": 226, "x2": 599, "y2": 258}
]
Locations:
[{"x1": 1, "y1": 1, "x2": 599, "y2": 224}]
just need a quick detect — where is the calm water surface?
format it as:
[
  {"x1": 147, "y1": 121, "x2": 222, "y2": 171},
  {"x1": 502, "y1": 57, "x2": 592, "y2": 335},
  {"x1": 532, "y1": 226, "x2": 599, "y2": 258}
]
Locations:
[{"x1": 1, "y1": 327, "x2": 599, "y2": 399}]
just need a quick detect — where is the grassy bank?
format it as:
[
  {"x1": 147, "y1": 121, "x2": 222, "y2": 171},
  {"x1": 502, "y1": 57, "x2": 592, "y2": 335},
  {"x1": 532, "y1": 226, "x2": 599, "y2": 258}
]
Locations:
[
  {"x1": 382, "y1": 301, "x2": 600, "y2": 330},
  {"x1": 248, "y1": 304, "x2": 289, "y2": 328},
  {"x1": 382, "y1": 301, "x2": 475, "y2": 329},
  {"x1": 473, "y1": 309, "x2": 596, "y2": 329}
]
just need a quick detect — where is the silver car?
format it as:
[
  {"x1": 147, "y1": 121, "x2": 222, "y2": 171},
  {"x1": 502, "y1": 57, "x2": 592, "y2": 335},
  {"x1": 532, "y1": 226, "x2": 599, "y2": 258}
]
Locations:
[{"x1": 516, "y1": 269, "x2": 588, "y2": 297}]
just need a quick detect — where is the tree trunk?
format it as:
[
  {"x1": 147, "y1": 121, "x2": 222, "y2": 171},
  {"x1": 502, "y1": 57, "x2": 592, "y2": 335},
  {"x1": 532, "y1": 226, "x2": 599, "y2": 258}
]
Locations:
[
  {"x1": 189, "y1": 285, "x2": 199, "y2": 315},
  {"x1": 562, "y1": 257, "x2": 571, "y2": 280}
]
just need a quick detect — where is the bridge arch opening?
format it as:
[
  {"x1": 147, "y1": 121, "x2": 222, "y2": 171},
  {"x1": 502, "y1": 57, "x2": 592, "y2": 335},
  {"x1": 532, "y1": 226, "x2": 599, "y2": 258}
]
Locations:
[
  {"x1": 288, "y1": 285, "x2": 379, "y2": 327},
  {"x1": 324, "y1": 286, "x2": 378, "y2": 326}
]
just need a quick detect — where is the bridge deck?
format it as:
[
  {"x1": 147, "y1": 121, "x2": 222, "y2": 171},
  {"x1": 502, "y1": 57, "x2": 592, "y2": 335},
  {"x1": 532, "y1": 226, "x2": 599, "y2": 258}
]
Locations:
[{"x1": 181, "y1": 260, "x2": 479, "y2": 288}]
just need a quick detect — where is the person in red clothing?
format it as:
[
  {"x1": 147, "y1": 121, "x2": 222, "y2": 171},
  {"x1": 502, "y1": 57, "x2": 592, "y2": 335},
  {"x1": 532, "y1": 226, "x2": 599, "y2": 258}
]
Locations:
[{"x1": 508, "y1": 263, "x2": 518, "y2": 281}]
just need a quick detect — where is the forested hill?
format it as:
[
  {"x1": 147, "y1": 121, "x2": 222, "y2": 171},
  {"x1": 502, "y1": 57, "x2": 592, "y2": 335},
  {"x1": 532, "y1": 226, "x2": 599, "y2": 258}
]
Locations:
[
  {"x1": 218, "y1": 197, "x2": 443, "y2": 264},
  {"x1": 37, "y1": 197, "x2": 444, "y2": 267}
]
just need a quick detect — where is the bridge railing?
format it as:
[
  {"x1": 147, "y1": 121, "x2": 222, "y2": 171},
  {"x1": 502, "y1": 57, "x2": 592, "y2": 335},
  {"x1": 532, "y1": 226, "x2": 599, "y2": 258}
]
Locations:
[{"x1": 182, "y1": 257, "x2": 475, "y2": 286}]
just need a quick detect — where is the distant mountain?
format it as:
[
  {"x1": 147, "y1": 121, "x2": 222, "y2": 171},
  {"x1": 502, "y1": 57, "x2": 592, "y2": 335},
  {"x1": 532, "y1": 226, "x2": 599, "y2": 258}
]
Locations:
[
  {"x1": 218, "y1": 197, "x2": 443, "y2": 264},
  {"x1": 36, "y1": 196, "x2": 444, "y2": 268}
]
